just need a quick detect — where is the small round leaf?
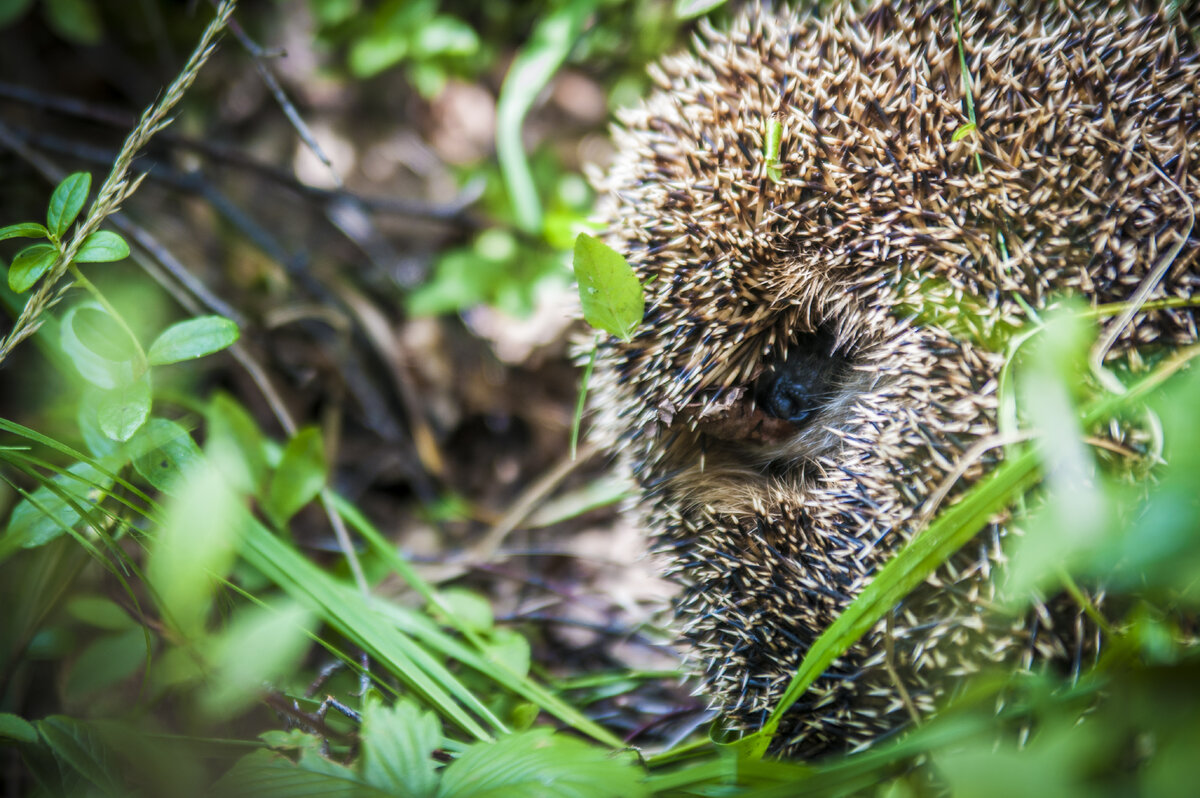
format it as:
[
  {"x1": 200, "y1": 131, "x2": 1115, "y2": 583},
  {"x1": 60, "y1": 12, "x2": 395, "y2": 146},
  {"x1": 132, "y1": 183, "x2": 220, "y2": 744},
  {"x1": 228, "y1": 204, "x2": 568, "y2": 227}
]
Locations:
[
  {"x1": 74, "y1": 230, "x2": 130, "y2": 263},
  {"x1": 60, "y1": 302, "x2": 138, "y2": 389},
  {"x1": 0, "y1": 222, "x2": 49, "y2": 242},
  {"x1": 96, "y1": 372, "x2": 152, "y2": 442},
  {"x1": 147, "y1": 316, "x2": 240, "y2": 366},
  {"x1": 8, "y1": 243, "x2": 58, "y2": 293},
  {"x1": 573, "y1": 233, "x2": 645, "y2": 341},
  {"x1": 47, "y1": 172, "x2": 91, "y2": 238}
]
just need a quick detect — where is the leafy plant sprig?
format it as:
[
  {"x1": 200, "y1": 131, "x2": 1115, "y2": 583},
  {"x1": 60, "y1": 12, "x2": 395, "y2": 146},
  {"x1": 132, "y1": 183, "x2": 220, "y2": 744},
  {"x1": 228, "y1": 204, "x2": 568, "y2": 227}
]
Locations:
[
  {"x1": 1, "y1": 173, "x2": 240, "y2": 443},
  {"x1": 569, "y1": 233, "x2": 645, "y2": 458}
]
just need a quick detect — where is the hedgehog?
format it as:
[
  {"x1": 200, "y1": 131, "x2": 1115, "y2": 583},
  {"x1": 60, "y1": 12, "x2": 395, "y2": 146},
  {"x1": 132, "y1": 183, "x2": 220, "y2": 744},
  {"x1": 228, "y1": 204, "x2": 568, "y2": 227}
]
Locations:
[{"x1": 587, "y1": 0, "x2": 1200, "y2": 758}]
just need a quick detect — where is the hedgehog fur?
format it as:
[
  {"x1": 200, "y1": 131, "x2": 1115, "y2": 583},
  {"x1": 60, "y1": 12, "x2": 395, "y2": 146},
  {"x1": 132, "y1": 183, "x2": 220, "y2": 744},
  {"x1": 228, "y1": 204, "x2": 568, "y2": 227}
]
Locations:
[{"x1": 588, "y1": 0, "x2": 1200, "y2": 758}]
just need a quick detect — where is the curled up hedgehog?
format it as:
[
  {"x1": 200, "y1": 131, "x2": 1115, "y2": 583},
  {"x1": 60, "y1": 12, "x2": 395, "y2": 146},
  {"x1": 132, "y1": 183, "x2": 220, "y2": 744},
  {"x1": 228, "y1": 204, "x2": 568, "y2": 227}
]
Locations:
[{"x1": 587, "y1": 0, "x2": 1200, "y2": 758}]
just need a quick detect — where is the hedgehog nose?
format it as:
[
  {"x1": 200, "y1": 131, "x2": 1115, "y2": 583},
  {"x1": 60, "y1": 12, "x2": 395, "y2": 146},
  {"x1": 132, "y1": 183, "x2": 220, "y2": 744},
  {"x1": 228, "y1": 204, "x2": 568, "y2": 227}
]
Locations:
[
  {"x1": 754, "y1": 329, "x2": 847, "y2": 427},
  {"x1": 762, "y1": 376, "x2": 819, "y2": 424}
]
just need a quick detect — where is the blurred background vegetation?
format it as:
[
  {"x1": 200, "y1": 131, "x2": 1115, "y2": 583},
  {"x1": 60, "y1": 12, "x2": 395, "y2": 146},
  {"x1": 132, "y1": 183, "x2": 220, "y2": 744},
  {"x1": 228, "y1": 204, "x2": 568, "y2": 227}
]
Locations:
[{"x1": 0, "y1": 1, "x2": 1197, "y2": 796}]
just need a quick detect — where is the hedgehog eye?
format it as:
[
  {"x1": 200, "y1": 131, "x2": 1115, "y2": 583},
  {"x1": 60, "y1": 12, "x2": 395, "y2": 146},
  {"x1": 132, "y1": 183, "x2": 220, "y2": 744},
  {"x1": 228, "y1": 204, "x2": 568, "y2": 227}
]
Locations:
[{"x1": 754, "y1": 330, "x2": 847, "y2": 427}]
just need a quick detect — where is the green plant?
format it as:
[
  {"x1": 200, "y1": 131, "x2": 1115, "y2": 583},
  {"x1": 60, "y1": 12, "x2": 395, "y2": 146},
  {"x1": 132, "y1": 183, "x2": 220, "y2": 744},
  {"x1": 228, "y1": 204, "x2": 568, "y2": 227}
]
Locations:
[{"x1": 2, "y1": 172, "x2": 239, "y2": 447}]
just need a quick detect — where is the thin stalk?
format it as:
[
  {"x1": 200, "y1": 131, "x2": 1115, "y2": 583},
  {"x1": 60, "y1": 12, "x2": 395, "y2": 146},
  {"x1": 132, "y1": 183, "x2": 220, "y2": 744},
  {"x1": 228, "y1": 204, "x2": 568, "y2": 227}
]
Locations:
[{"x1": 67, "y1": 261, "x2": 148, "y2": 373}]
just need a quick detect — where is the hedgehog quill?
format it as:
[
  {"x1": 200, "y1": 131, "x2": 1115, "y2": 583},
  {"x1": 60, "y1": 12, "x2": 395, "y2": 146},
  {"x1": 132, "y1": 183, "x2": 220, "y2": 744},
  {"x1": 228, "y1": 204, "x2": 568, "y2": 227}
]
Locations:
[{"x1": 587, "y1": 0, "x2": 1199, "y2": 758}]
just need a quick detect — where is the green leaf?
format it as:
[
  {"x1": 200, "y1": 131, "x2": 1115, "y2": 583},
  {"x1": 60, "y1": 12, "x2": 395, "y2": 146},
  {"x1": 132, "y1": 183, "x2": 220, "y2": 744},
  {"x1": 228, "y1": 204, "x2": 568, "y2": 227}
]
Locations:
[
  {"x1": 0, "y1": 221, "x2": 49, "y2": 241},
  {"x1": 205, "y1": 393, "x2": 267, "y2": 492},
  {"x1": 148, "y1": 459, "x2": 243, "y2": 640},
  {"x1": 573, "y1": 233, "x2": 644, "y2": 341},
  {"x1": 212, "y1": 749, "x2": 393, "y2": 798},
  {"x1": 60, "y1": 302, "x2": 137, "y2": 389},
  {"x1": 238, "y1": 522, "x2": 501, "y2": 742},
  {"x1": 4, "y1": 462, "x2": 112, "y2": 549},
  {"x1": 496, "y1": 1, "x2": 593, "y2": 234},
  {"x1": 265, "y1": 426, "x2": 326, "y2": 526},
  {"x1": 71, "y1": 305, "x2": 138, "y2": 363},
  {"x1": 952, "y1": 122, "x2": 977, "y2": 142},
  {"x1": 0, "y1": 0, "x2": 35, "y2": 27},
  {"x1": 0, "y1": 713, "x2": 38, "y2": 744},
  {"x1": 675, "y1": 0, "x2": 727, "y2": 17},
  {"x1": 761, "y1": 452, "x2": 1042, "y2": 751},
  {"x1": 95, "y1": 371, "x2": 152, "y2": 442},
  {"x1": 47, "y1": 172, "x2": 91, "y2": 238},
  {"x1": 35, "y1": 715, "x2": 125, "y2": 797},
  {"x1": 64, "y1": 628, "x2": 149, "y2": 699},
  {"x1": 147, "y1": 315, "x2": 239, "y2": 365},
  {"x1": 436, "y1": 728, "x2": 648, "y2": 798},
  {"x1": 74, "y1": 230, "x2": 130, "y2": 263},
  {"x1": 349, "y1": 34, "x2": 409, "y2": 77},
  {"x1": 361, "y1": 700, "x2": 441, "y2": 798},
  {"x1": 130, "y1": 418, "x2": 203, "y2": 494},
  {"x1": 43, "y1": 0, "x2": 103, "y2": 45},
  {"x1": 435, "y1": 588, "x2": 493, "y2": 633},
  {"x1": 76, "y1": 390, "x2": 122, "y2": 459},
  {"x1": 413, "y1": 15, "x2": 478, "y2": 57},
  {"x1": 338, "y1": 496, "x2": 624, "y2": 747},
  {"x1": 8, "y1": 242, "x2": 57, "y2": 293},
  {"x1": 65, "y1": 596, "x2": 136, "y2": 631},
  {"x1": 200, "y1": 602, "x2": 313, "y2": 719},
  {"x1": 486, "y1": 628, "x2": 531, "y2": 678}
]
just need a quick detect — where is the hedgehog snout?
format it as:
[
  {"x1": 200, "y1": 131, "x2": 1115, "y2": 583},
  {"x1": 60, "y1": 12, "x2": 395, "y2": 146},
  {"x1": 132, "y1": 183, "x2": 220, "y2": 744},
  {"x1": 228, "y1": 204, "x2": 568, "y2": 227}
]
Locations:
[{"x1": 753, "y1": 329, "x2": 849, "y2": 427}]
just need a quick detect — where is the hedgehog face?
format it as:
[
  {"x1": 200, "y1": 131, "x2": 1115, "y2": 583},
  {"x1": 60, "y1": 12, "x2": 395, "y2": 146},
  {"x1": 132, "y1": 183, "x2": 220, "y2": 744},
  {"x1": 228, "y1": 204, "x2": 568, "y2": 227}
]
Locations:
[{"x1": 591, "y1": 1, "x2": 1200, "y2": 757}]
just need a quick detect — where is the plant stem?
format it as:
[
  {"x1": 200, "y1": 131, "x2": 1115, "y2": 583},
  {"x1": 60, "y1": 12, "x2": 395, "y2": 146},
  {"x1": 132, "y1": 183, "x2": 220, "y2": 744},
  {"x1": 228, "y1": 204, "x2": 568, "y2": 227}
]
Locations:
[{"x1": 67, "y1": 261, "x2": 148, "y2": 372}]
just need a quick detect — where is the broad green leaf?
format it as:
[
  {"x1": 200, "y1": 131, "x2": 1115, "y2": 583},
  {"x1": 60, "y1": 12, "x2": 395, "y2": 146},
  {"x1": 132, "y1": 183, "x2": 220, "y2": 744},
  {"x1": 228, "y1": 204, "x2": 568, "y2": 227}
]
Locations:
[
  {"x1": 413, "y1": 15, "x2": 478, "y2": 57},
  {"x1": 130, "y1": 418, "x2": 203, "y2": 494},
  {"x1": 205, "y1": 393, "x2": 267, "y2": 492},
  {"x1": 212, "y1": 748, "x2": 392, "y2": 798},
  {"x1": 47, "y1": 172, "x2": 91, "y2": 238},
  {"x1": 0, "y1": 221, "x2": 49, "y2": 241},
  {"x1": 65, "y1": 596, "x2": 136, "y2": 631},
  {"x1": 486, "y1": 628, "x2": 531, "y2": 678},
  {"x1": 346, "y1": 0, "x2": 431, "y2": 77},
  {"x1": 361, "y1": 700, "x2": 441, "y2": 798},
  {"x1": 147, "y1": 459, "x2": 243, "y2": 639},
  {"x1": 0, "y1": 713, "x2": 37, "y2": 744},
  {"x1": 64, "y1": 628, "x2": 149, "y2": 698},
  {"x1": 201, "y1": 602, "x2": 313, "y2": 719},
  {"x1": 77, "y1": 394, "x2": 122, "y2": 459},
  {"x1": 71, "y1": 305, "x2": 138, "y2": 362},
  {"x1": 265, "y1": 426, "x2": 326, "y2": 526},
  {"x1": 96, "y1": 371, "x2": 151, "y2": 442},
  {"x1": 8, "y1": 242, "x2": 57, "y2": 293},
  {"x1": 4, "y1": 462, "x2": 112, "y2": 549},
  {"x1": 496, "y1": 2, "x2": 593, "y2": 234},
  {"x1": 435, "y1": 588, "x2": 493, "y2": 633},
  {"x1": 60, "y1": 302, "x2": 137, "y2": 389},
  {"x1": 35, "y1": 715, "x2": 124, "y2": 797},
  {"x1": 147, "y1": 315, "x2": 239, "y2": 365},
  {"x1": 73, "y1": 230, "x2": 129, "y2": 263},
  {"x1": 675, "y1": 0, "x2": 727, "y2": 17},
  {"x1": 574, "y1": 233, "x2": 644, "y2": 341},
  {"x1": 436, "y1": 728, "x2": 648, "y2": 798},
  {"x1": 349, "y1": 34, "x2": 409, "y2": 77}
]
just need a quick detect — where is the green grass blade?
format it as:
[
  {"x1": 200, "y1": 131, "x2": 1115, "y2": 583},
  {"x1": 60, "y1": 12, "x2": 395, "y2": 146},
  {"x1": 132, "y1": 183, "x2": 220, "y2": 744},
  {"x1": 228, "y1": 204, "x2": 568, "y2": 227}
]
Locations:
[
  {"x1": 237, "y1": 519, "x2": 500, "y2": 742},
  {"x1": 335, "y1": 496, "x2": 627, "y2": 748}
]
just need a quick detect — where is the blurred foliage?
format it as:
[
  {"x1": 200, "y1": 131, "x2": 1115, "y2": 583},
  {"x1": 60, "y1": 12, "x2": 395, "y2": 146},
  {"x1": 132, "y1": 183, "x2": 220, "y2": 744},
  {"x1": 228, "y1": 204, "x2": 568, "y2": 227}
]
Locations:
[{"x1": 0, "y1": 1, "x2": 1197, "y2": 797}]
